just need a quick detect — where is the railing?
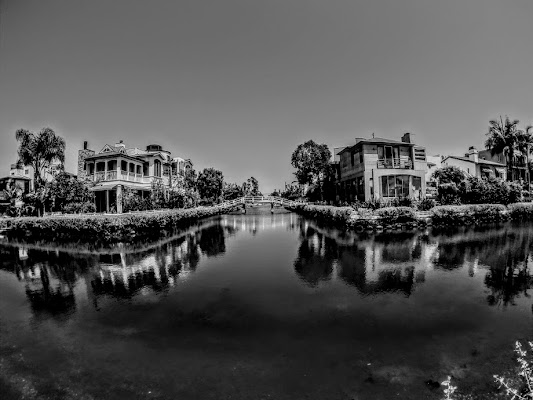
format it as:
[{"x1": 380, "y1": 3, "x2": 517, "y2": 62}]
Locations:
[
  {"x1": 212, "y1": 196, "x2": 307, "y2": 210},
  {"x1": 376, "y1": 159, "x2": 413, "y2": 169},
  {"x1": 88, "y1": 171, "x2": 145, "y2": 183}
]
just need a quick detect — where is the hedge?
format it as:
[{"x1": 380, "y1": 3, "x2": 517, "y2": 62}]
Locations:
[
  {"x1": 507, "y1": 202, "x2": 533, "y2": 220},
  {"x1": 430, "y1": 204, "x2": 508, "y2": 225},
  {"x1": 6, "y1": 204, "x2": 238, "y2": 243},
  {"x1": 374, "y1": 207, "x2": 417, "y2": 224},
  {"x1": 286, "y1": 204, "x2": 355, "y2": 225}
]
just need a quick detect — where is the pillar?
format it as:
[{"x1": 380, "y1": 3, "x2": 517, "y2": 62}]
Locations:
[{"x1": 116, "y1": 185, "x2": 123, "y2": 214}]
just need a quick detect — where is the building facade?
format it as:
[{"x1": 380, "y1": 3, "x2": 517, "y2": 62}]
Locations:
[
  {"x1": 478, "y1": 148, "x2": 528, "y2": 182},
  {"x1": 442, "y1": 147, "x2": 507, "y2": 180},
  {"x1": 336, "y1": 133, "x2": 427, "y2": 202},
  {"x1": 80, "y1": 141, "x2": 193, "y2": 213}
]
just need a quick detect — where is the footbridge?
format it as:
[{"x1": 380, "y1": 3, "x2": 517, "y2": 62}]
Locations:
[{"x1": 214, "y1": 196, "x2": 305, "y2": 210}]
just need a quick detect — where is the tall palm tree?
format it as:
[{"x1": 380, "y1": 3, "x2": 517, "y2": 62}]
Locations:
[
  {"x1": 485, "y1": 116, "x2": 522, "y2": 181},
  {"x1": 521, "y1": 125, "x2": 533, "y2": 188},
  {"x1": 15, "y1": 128, "x2": 66, "y2": 190}
]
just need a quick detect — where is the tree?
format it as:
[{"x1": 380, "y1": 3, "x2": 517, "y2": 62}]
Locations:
[
  {"x1": 197, "y1": 168, "x2": 224, "y2": 205},
  {"x1": 15, "y1": 127, "x2": 66, "y2": 189},
  {"x1": 485, "y1": 116, "x2": 524, "y2": 181},
  {"x1": 291, "y1": 140, "x2": 332, "y2": 200},
  {"x1": 242, "y1": 177, "x2": 261, "y2": 196},
  {"x1": 223, "y1": 182, "x2": 244, "y2": 200},
  {"x1": 46, "y1": 172, "x2": 94, "y2": 212},
  {"x1": 431, "y1": 166, "x2": 465, "y2": 185}
]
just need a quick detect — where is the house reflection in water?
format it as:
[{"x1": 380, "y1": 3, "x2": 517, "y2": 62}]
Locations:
[{"x1": 294, "y1": 221, "x2": 426, "y2": 296}]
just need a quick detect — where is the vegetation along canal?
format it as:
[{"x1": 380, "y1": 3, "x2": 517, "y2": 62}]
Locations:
[{"x1": 0, "y1": 213, "x2": 531, "y2": 400}]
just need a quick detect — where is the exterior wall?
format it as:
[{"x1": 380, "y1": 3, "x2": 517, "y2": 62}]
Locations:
[
  {"x1": 426, "y1": 155, "x2": 442, "y2": 182},
  {"x1": 338, "y1": 141, "x2": 427, "y2": 202},
  {"x1": 442, "y1": 158, "x2": 477, "y2": 177}
]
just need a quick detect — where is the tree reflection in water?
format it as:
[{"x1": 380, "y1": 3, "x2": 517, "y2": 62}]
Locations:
[
  {"x1": 0, "y1": 222, "x2": 232, "y2": 314},
  {"x1": 294, "y1": 220, "x2": 533, "y2": 304}
]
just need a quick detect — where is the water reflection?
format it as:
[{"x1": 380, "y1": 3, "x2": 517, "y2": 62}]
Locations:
[
  {"x1": 0, "y1": 221, "x2": 237, "y2": 316},
  {"x1": 293, "y1": 220, "x2": 532, "y2": 305},
  {"x1": 1, "y1": 216, "x2": 532, "y2": 320}
]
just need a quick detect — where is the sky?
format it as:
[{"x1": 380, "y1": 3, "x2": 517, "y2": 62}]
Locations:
[{"x1": 0, "y1": 0, "x2": 532, "y2": 194}]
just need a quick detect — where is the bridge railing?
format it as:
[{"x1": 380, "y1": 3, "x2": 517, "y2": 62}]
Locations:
[{"x1": 213, "y1": 196, "x2": 307, "y2": 210}]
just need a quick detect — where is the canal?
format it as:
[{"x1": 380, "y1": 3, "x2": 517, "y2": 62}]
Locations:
[{"x1": 0, "y1": 213, "x2": 531, "y2": 400}]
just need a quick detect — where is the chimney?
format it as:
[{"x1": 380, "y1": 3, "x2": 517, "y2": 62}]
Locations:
[
  {"x1": 401, "y1": 133, "x2": 411, "y2": 143},
  {"x1": 115, "y1": 140, "x2": 126, "y2": 150},
  {"x1": 83, "y1": 141, "x2": 88, "y2": 150},
  {"x1": 467, "y1": 146, "x2": 479, "y2": 163}
]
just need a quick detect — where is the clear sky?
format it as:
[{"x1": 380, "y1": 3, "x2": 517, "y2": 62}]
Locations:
[{"x1": 1, "y1": 0, "x2": 532, "y2": 194}]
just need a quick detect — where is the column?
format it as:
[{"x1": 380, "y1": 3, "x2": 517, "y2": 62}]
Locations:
[{"x1": 116, "y1": 184, "x2": 123, "y2": 214}]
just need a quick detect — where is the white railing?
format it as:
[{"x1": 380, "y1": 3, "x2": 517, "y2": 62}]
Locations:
[
  {"x1": 377, "y1": 159, "x2": 413, "y2": 169},
  {"x1": 213, "y1": 196, "x2": 306, "y2": 210}
]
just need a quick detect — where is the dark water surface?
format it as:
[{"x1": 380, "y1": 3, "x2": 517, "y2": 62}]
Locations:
[{"x1": 0, "y1": 213, "x2": 532, "y2": 400}]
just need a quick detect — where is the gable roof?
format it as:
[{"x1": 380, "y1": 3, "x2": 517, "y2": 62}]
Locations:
[{"x1": 443, "y1": 155, "x2": 506, "y2": 167}]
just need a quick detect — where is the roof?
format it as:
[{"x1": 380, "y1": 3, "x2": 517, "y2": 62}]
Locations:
[
  {"x1": 337, "y1": 137, "x2": 416, "y2": 155},
  {"x1": 443, "y1": 155, "x2": 506, "y2": 167},
  {"x1": 0, "y1": 175, "x2": 32, "y2": 181}
]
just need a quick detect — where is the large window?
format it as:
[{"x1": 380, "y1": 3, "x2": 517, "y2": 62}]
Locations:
[
  {"x1": 381, "y1": 175, "x2": 411, "y2": 197},
  {"x1": 154, "y1": 160, "x2": 161, "y2": 177}
]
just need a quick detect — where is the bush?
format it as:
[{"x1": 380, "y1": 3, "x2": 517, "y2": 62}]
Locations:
[
  {"x1": 431, "y1": 204, "x2": 508, "y2": 225},
  {"x1": 461, "y1": 177, "x2": 522, "y2": 205},
  {"x1": 507, "y1": 202, "x2": 533, "y2": 220},
  {"x1": 62, "y1": 202, "x2": 96, "y2": 214},
  {"x1": 374, "y1": 206, "x2": 416, "y2": 224},
  {"x1": 417, "y1": 198, "x2": 436, "y2": 211},
  {"x1": 6, "y1": 204, "x2": 237, "y2": 243}
]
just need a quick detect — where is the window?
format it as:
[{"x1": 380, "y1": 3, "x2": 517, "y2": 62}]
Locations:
[
  {"x1": 359, "y1": 152, "x2": 363, "y2": 164},
  {"x1": 24, "y1": 169, "x2": 29, "y2": 175},
  {"x1": 414, "y1": 148, "x2": 426, "y2": 161},
  {"x1": 351, "y1": 151, "x2": 355, "y2": 167},
  {"x1": 381, "y1": 175, "x2": 411, "y2": 197},
  {"x1": 121, "y1": 161, "x2": 128, "y2": 171},
  {"x1": 154, "y1": 160, "x2": 161, "y2": 177}
]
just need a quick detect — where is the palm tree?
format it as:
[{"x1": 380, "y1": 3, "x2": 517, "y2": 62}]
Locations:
[
  {"x1": 521, "y1": 125, "x2": 533, "y2": 188},
  {"x1": 485, "y1": 116, "x2": 523, "y2": 181},
  {"x1": 15, "y1": 128, "x2": 66, "y2": 190}
]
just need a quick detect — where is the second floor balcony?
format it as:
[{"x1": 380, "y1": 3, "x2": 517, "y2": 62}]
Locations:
[
  {"x1": 377, "y1": 158, "x2": 413, "y2": 169},
  {"x1": 89, "y1": 170, "x2": 151, "y2": 184}
]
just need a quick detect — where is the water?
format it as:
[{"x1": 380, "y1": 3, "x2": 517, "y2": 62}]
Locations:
[{"x1": 0, "y1": 213, "x2": 531, "y2": 400}]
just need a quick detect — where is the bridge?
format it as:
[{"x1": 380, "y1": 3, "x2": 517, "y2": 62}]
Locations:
[{"x1": 213, "y1": 196, "x2": 305, "y2": 210}]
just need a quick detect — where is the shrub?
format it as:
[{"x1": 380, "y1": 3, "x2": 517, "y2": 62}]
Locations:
[
  {"x1": 62, "y1": 202, "x2": 96, "y2": 214},
  {"x1": 417, "y1": 198, "x2": 436, "y2": 211},
  {"x1": 508, "y1": 202, "x2": 533, "y2": 220},
  {"x1": 7, "y1": 204, "x2": 237, "y2": 243},
  {"x1": 437, "y1": 183, "x2": 461, "y2": 205},
  {"x1": 374, "y1": 206, "x2": 416, "y2": 224},
  {"x1": 431, "y1": 204, "x2": 508, "y2": 225}
]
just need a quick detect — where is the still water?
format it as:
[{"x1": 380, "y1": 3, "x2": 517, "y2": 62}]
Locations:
[{"x1": 0, "y1": 213, "x2": 532, "y2": 400}]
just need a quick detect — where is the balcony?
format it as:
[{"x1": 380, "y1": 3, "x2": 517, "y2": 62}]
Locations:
[
  {"x1": 89, "y1": 170, "x2": 150, "y2": 183},
  {"x1": 377, "y1": 159, "x2": 413, "y2": 169}
]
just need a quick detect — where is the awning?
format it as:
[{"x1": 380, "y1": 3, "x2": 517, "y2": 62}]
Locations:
[{"x1": 482, "y1": 168, "x2": 494, "y2": 173}]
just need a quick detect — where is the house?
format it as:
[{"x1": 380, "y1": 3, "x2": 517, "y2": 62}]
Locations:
[
  {"x1": 336, "y1": 133, "x2": 427, "y2": 202},
  {"x1": 442, "y1": 147, "x2": 507, "y2": 180},
  {"x1": 8, "y1": 160, "x2": 63, "y2": 191},
  {"x1": 478, "y1": 148, "x2": 528, "y2": 182},
  {"x1": 425, "y1": 155, "x2": 442, "y2": 183},
  {"x1": 79, "y1": 141, "x2": 193, "y2": 213}
]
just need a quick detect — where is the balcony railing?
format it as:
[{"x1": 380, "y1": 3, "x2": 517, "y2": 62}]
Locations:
[
  {"x1": 377, "y1": 159, "x2": 413, "y2": 169},
  {"x1": 88, "y1": 170, "x2": 149, "y2": 183}
]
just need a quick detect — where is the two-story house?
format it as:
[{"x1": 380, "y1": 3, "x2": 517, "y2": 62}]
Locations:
[
  {"x1": 477, "y1": 148, "x2": 527, "y2": 182},
  {"x1": 336, "y1": 133, "x2": 427, "y2": 202},
  {"x1": 79, "y1": 141, "x2": 193, "y2": 213},
  {"x1": 442, "y1": 147, "x2": 507, "y2": 180}
]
